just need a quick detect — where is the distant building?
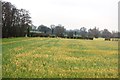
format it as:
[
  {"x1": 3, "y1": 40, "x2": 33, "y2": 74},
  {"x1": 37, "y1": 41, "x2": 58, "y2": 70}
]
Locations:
[{"x1": 118, "y1": 1, "x2": 120, "y2": 32}]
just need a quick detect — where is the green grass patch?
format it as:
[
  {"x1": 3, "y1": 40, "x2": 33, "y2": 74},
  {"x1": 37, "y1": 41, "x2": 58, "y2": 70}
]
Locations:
[{"x1": 2, "y1": 37, "x2": 118, "y2": 78}]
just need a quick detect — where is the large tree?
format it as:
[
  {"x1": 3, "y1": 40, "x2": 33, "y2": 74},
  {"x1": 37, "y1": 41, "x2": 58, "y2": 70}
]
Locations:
[
  {"x1": 19, "y1": 9, "x2": 31, "y2": 36},
  {"x1": 2, "y1": 1, "x2": 32, "y2": 38},
  {"x1": 2, "y1": 1, "x2": 13, "y2": 37}
]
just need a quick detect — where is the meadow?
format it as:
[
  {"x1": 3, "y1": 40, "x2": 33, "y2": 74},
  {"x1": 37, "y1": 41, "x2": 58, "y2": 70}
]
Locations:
[{"x1": 2, "y1": 37, "x2": 118, "y2": 78}]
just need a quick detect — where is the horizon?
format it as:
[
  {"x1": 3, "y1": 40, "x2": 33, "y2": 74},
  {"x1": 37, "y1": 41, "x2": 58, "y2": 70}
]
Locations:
[{"x1": 3, "y1": 0, "x2": 120, "y2": 32}]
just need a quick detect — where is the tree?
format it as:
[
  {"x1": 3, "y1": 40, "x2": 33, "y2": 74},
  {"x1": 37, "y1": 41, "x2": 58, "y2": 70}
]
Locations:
[
  {"x1": 27, "y1": 24, "x2": 31, "y2": 37},
  {"x1": 88, "y1": 27, "x2": 100, "y2": 38},
  {"x1": 31, "y1": 24, "x2": 37, "y2": 31},
  {"x1": 19, "y1": 9, "x2": 32, "y2": 37},
  {"x1": 2, "y1": 1, "x2": 32, "y2": 37},
  {"x1": 54, "y1": 24, "x2": 65, "y2": 37},
  {"x1": 2, "y1": 1, "x2": 14, "y2": 37},
  {"x1": 38, "y1": 25, "x2": 51, "y2": 34},
  {"x1": 50, "y1": 24, "x2": 55, "y2": 35},
  {"x1": 88, "y1": 28, "x2": 94, "y2": 38},
  {"x1": 92, "y1": 27, "x2": 100, "y2": 38},
  {"x1": 67, "y1": 30, "x2": 74, "y2": 38},
  {"x1": 80, "y1": 27, "x2": 87, "y2": 38},
  {"x1": 111, "y1": 31, "x2": 119, "y2": 38},
  {"x1": 101, "y1": 29, "x2": 111, "y2": 38}
]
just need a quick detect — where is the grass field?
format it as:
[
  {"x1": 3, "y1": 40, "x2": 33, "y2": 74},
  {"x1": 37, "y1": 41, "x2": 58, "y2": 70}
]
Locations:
[
  {"x1": 0, "y1": 39, "x2": 2, "y2": 79},
  {"x1": 2, "y1": 37, "x2": 118, "y2": 78}
]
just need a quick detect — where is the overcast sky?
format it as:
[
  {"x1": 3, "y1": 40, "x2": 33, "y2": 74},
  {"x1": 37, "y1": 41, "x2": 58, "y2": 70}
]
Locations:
[{"x1": 4, "y1": 0, "x2": 120, "y2": 31}]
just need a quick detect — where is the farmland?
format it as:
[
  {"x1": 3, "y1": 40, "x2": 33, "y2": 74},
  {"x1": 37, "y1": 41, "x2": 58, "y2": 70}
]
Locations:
[{"x1": 2, "y1": 37, "x2": 118, "y2": 78}]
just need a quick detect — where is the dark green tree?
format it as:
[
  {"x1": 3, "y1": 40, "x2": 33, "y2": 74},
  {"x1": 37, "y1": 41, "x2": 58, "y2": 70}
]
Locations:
[{"x1": 2, "y1": 1, "x2": 32, "y2": 38}]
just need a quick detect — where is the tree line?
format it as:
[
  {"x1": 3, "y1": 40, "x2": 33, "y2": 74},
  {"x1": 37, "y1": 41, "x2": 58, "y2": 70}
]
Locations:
[
  {"x1": 31, "y1": 24, "x2": 119, "y2": 39},
  {"x1": 2, "y1": 1, "x2": 119, "y2": 39},
  {"x1": 2, "y1": 1, "x2": 31, "y2": 38}
]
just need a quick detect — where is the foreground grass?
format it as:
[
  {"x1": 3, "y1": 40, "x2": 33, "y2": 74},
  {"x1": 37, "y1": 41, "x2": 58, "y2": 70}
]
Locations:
[
  {"x1": 2, "y1": 37, "x2": 118, "y2": 78},
  {"x1": 0, "y1": 39, "x2": 2, "y2": 79}
]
